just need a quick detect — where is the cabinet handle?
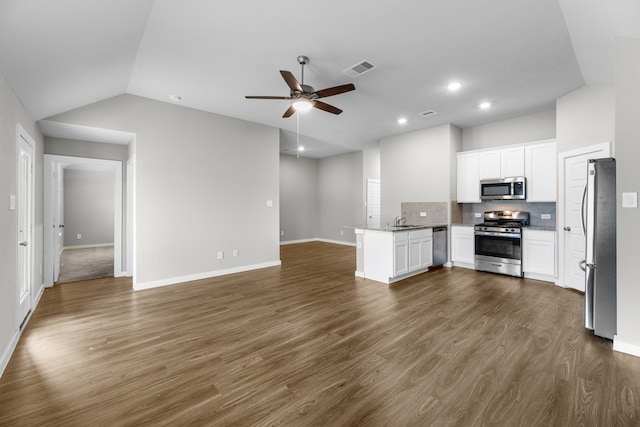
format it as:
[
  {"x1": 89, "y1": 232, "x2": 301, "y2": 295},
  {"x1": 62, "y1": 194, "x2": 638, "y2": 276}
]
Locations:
[{"x1": 563, "y1": 226, "x2": 571, "y2": 231}]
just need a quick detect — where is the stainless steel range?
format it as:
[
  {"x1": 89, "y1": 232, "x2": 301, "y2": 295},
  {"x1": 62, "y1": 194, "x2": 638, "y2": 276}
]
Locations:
[{"x1": 474, "y1": 211, "x2": 530, "y2": 277}]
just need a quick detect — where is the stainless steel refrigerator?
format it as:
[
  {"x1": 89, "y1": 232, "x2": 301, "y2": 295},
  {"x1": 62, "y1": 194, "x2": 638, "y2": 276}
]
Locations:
[{"x1": 582, "y1": 158, "x2": 616, "y2": 340}]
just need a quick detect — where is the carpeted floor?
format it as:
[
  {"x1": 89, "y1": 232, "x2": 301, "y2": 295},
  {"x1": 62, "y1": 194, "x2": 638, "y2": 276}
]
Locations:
[{"x1": 57, "y1": 245, "x2": 114, "y2": 284}]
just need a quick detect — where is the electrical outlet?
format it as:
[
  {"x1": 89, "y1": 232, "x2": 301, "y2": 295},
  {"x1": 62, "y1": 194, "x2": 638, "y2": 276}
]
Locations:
[
  {"x1": 280, "y1": 230, "x2": 284, "y2": 236},
  {"x1": 474, "y1": 213, "x2": 481, "y2": 218},
  {"x1": 541, "y1": 214, "x2": 551, "y2": 220},
  {"x1": 233, "y1": 249, "x2": 239, "y2": 257},
  {"x1": 217, "y1": 251, "x2": 224, "y2": 260},
  {"x1": 266, "y1": 200, "x2": 273, "y2": 207},
  {"x1": 420, "y1": 212, "x2": 427, "y2": 217},
  {"x1": 340, "y1": 230, "x2": 344, "y2": 235},
  {"x1": 76, "y1": 233, "x2": 82, "y2": 240},
  {"x1": 623, "y1": 192, "x2": 638, "y2": 208}
]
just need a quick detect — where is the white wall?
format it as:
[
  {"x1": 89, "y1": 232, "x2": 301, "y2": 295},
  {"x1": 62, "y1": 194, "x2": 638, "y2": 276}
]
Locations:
[
  {"x1": 556, "y1": 85, "x2": 615, "y2": 154},
  {"x1": 279, "y1": 154, "x2": 318, "y2": 242},
  {"x1": 614, "y1": 38, "x2": 640, "y2": 354},
  {"x1": 0, "y1": 70, "x2": 44, "y2": 372},
  {"x1": 45, "y1": 137, "x2": 128, "y2": 161},
  {"x1": 47, "y1": 94, "x2": 280, "y2": 289},
  {"x1": 380, "y1": 124, "x2": 458, "y2": 223},
  {"x1": 63, "y1": 169, "x2": 115, "y2": 247},
  {"x1": 462, "y1": 109, "x2": 556, "y2": 151},
  {"x1": 317, "y1": 151, "x2": 363, "y2": 245}
]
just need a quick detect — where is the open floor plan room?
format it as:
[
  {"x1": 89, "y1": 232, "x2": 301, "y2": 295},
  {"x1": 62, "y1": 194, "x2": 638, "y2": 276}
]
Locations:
[{"x1": 1, "y1": 242, "x2": 639, "y2": 425}]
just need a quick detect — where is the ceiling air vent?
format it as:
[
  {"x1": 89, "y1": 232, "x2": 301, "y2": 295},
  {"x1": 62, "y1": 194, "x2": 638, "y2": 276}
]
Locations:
[
  {"x1": 343, "y1": 60, "x2": 376, "y2": 78},
  {"x1": 419, "y1": 110, "x2": 437, "y2": 117}
]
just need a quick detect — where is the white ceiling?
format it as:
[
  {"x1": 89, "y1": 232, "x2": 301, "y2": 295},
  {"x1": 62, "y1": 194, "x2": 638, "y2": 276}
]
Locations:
[{"x1": 1, "y1": 1, "x2": 638, "y2": 158}]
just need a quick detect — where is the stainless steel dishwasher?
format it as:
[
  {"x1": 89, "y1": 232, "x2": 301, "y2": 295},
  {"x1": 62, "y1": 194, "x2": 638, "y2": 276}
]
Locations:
[{"x1": 432, "y1": 226, "x2": 447, "y2": 266}]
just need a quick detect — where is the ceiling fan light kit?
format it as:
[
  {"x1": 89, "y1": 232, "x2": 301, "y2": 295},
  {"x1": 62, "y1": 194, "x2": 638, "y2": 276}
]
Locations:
[{"x1": 245, "y1": 55, "x2": 355, "y2": 118}]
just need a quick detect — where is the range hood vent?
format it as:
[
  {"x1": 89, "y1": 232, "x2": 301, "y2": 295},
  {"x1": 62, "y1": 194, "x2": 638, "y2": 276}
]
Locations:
[{"x1": 343, "y1": 60, "x2": 376, "y2": 78}]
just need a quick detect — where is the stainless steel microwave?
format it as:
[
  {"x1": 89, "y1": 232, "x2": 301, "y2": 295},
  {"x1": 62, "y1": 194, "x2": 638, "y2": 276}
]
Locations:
[{"x1": 480, "y1": 177, "x2": 526, "y2": 200}]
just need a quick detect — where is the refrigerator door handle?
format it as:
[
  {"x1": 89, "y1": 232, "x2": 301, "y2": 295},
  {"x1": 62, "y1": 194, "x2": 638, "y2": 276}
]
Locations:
[
  {"x1": 585, "y1": 264, "x2": 595, "y2": 330},
  {"x1": 580, "y1": 183, "x2": 587, "y2": 236}
]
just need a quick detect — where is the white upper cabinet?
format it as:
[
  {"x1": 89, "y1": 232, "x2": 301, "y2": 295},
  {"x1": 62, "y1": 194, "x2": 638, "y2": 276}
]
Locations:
[
  {"x1": 525, "y1": 141, "x2": 556, "y2": 202},
  {"x1": 456, "y1": 152, "x2": 480, "y2": 203},
  {"x1": 501, "y1": 146, "x2": 525, "y2": 177},
  {"x1": 479, "y1": 150, "x2": 502, "y2": 179},
  {"x1": 457, "y1": 141, "x2": 554, "y2": 203}
]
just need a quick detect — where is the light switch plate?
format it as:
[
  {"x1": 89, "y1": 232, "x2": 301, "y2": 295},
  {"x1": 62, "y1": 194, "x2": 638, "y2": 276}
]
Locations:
[
  {"x1": 474, "y1": 213, "x2": 481, "y2": 218},
  {"x1": 9, "y1": 195, "x2": 15, "y2": 210},
  {"x1": 419, "y1": 212, "x2": 427, "y2": 217},
  {"x1": 266, "y1": 200, "x2": 273, "y2": 208},
  {"x1": 541, "y1": 214, "x2": 551, "y2": 219},
  {"x1": 623, "y1": 192, "x2": 638, "y2": 208}
]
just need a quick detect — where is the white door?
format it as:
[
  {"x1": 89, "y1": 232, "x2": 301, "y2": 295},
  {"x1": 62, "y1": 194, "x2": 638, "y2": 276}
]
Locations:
[
  {"x1": 366, "y1": 179, "x2": 381, "y2": 227},
  {"x1": 17, "y1": 126, "x2": 34, "y2": 326},
  {"x1": 53, "y1": 164, "x2": 64, "y2": 282},
  {"x1": 559, "y1": 143, "x2": 610, "y2": 291}
]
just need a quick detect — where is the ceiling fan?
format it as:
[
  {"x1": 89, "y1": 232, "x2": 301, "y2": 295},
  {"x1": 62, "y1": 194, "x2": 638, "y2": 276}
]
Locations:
[{"x1": 245, "y1": 55, "x2": 355, "y2": 118}]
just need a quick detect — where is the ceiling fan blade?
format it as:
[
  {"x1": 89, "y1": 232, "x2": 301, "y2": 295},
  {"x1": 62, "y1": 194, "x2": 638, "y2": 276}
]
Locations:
[
  {"x1": 245, "y1": 96, "x2": 290, "y2": 100},
  {"x1": 313, "y1": 100, "x2": 343, "y2": 115},
  {"x1": 280, "y1": 70, "x2": 302, "y2": 93},
  {"x1": 314, "y1": 83, "x2": 355, "y2": 99},
  {"x1": 282, "y1": 105, "x2": 296, "y2": 118}
]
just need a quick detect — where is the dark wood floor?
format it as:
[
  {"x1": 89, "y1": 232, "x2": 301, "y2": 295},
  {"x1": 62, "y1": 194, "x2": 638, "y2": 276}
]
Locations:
[{"x1": 1, "y1": 242, "x2": 639, "y2": 426}]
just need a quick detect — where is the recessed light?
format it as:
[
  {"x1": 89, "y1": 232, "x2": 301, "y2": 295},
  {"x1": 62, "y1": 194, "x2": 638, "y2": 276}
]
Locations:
[
  {"x1": 169, "y1": 94, "x2": 182, "y2": 102},
  {"x1": 397, "y1": 117, "x2": 408, "y2": 125},
  {"x1": 479, "y1": 101, "x2": 491, "y2": 109},
  {"x1": 447, "y1": 81, "x2": 462, "y2": 91}
]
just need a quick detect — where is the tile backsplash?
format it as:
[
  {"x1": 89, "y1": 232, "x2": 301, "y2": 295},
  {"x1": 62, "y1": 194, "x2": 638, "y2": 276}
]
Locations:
[
  {"x1": 461, "y1": 201, "x2": 556, "y2": 227},
  {"x1": 400, "y1": 202, "x2": 449, "y2": 225}
]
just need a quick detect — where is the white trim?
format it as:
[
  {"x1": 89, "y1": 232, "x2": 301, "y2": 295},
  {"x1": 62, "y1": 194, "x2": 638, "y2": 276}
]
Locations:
[
  {"x1": 1, "y1": 282, "x2": 45, "y2": 378},
  {"x1": 355, "y1": 271, "x2": 365, "y2": 278},
  {"x1": 280, "y1": 238, "x2": 356, "y2": 247},
  {"x1": 613, "y1": 337, "x2": 640, "y2": 358},
  {"x1": 133, "y1": 260, "x2": 282, "y2": 291},
  {"x1": 63, "y1": 243, "x2": 114, "y2": 250},
  {"x1": 44, "y1": 155, "x2": 125, "y2": 283},
  {"x1": 556, "y1": 142, "x2": 611, "y2": 288}
]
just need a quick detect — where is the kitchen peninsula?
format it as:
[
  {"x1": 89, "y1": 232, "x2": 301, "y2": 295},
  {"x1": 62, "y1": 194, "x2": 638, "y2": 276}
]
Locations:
[{"x1": 355, "y1": 224, "x2": 447, "y2": 284}]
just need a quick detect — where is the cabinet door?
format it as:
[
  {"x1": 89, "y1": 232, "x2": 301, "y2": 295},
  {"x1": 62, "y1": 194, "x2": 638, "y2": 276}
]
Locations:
[
  {"x1": 457, "y1": 153, "x2": 480, "y2": 202},
  {"x1": 502, "y1": 146, "x2": 525, "y2": 177},
  {"x1": 479, "y1": 150, "x2": 501, "y2": 179},
  {"x1": 394, "y1": 240, "x2": 409, "y2": 276},
  {"x1": 408, "y1": 239, "x2": 422, "y2": 272},
  {"x1": 525, "y1": 142, "x2": 556, "y2": 202},
  {"x1": 420, "y1": 237, "x2": 433, "y2": 268},
  {"x1": 451, "y1": 227, "x2": 475, "y2": 264},
  {"x1": 523, "y1": 230, "x2": 556, "y2": 276}
]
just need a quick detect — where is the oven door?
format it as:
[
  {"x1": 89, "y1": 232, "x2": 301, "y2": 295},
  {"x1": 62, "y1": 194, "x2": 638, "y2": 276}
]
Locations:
[{"x1": 474, "y1": 231, "x2": 522, "y2": 262}]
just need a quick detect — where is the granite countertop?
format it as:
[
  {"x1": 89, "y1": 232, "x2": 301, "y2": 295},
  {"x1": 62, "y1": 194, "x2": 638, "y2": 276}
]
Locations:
[{"x1": 355, "y1": 224, "x2": 448, "y2": 232}]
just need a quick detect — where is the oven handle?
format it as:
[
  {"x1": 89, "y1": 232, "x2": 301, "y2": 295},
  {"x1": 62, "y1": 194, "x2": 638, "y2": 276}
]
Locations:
[{"x1": 474, "y1": 230, "x2": 522, "y2": 238}]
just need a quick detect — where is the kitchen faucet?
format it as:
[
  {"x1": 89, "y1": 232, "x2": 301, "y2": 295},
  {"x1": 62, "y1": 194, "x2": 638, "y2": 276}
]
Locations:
[{"x1": 394, "y1": 215, "x2": 406, "y2": 225}]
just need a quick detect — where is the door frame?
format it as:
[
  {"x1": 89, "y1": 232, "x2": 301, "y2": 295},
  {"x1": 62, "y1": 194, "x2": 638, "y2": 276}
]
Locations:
[
  {"x1": 44, "y1": 155, "x2": 124, "y2": 286},
  {"x1": 16, "y1": 124, "x2": 35, "y2": 328},
  {"x1": 366, "y1": 179, "x2": 381, "y2": 227},
  {"x1": 557, "y1": 141, "x2": 611, "y2": 288}
]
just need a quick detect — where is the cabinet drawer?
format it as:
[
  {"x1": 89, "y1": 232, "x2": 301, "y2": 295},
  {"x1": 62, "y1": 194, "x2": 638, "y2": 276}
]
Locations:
[
  {"x1": 409, "y1": 228, "x2": 432, "y2": 239},
  {"x1": 393, "y1": 231, "x2": 409, "y2": 242}
]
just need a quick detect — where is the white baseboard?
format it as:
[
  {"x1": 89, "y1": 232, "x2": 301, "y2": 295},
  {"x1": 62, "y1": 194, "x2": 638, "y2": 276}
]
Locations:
[
  {"x1": 1, "y1": 282, "x2": 45, "y2": 378},
  {"x1": 613, "y1": 337, "x2": 640, "y2": 358},
  {"x1": 133, "y1": 260, "x2": 282, "y2": 291},
  {"x1": 280, "y1": 238, "x2": 356, "y2": 247},
  {"x1": 63, "y1": 243, "x2": 114, "y2": 250}
]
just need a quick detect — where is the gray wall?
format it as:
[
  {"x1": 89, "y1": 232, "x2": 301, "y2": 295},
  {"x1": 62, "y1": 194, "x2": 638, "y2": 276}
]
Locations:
[
  {"x1": 47, "y1": 94, "x2": 280, "y2": 288},
  {"x1": 615, "y1": 38, "x2": 640, "y2": 351},
  {"x1": 0, "y1": 70, "x2": 44, "y2": 366},
  {"x1": 556, "y1": 85, "x2": 615, "y2": 154},
  {"x1": 279, "y1": 154, "x2": 318, "y2": 242},
  {"x1": 380, "y1": 124, "x2": 458, "y2": 224},
  {"x1": 317, "y1": 151, "x2": 364, "y2": 244},
  {"x1": 45, "y1": 137, "x2": 128, "y2": 161},
  {"x1": 462, "y1": 109, "x2": 556, "y2": 151},
  {"x1": 63, "y1": 169, "x2": 115, "y2": 247}
]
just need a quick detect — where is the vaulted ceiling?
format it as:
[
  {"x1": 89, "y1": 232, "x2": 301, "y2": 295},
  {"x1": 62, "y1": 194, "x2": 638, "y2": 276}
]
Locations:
[{"x1": 1, "y1": 1, "x2": 638, "y2": 157}]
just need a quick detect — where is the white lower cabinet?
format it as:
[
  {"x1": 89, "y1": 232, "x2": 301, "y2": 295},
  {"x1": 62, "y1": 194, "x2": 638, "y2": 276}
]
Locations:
[
  {"x1": 451, "y1": 225, "x2": 475, "y2": 269},
  {"x1": 522, "y1": 229, "x2": 556, "y2": 282},
  {"x1": 362, "y1": 228, "x2": 433, "y2": 284}
]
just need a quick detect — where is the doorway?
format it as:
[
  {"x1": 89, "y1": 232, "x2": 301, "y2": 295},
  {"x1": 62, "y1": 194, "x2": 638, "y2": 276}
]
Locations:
[
  {"x1": 558, "y1": 142, "x2": 611, "y2": 291},
  {"x1": 366, "y1": 179, "x2": 381, "y2": 227},
  {"x1": 44, "y1": 155, "x2": 124, "y2": 286}
]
